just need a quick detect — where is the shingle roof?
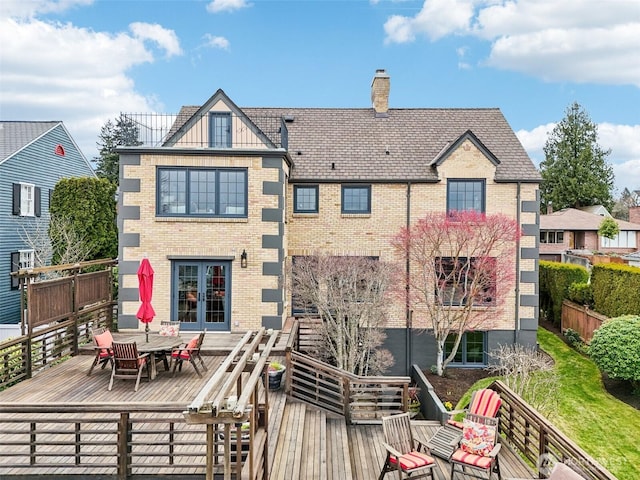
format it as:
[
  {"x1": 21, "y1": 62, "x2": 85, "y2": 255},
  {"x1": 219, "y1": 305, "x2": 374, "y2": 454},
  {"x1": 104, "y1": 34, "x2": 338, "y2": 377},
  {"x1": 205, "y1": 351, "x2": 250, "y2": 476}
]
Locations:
[
  {"x1": 170, "y1": 103, "x2": 541, "y2": 183},
  {"x1": 0, "y1": 121, "x2": 60, "y2": 163},
  {"x1": 540, "y1": 208, "x2": 640, "y2": 231}
]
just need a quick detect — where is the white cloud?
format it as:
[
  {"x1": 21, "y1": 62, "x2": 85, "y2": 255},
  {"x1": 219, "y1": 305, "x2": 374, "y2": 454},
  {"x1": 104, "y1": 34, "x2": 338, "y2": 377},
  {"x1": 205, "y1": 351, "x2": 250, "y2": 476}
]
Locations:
[
  {"x1": 202, "y1": 33, "x2": 230, "y2": 50},
  {"x1": 1, "y1": 0, "x2": 93, "y2": 19},
  {"x1": 383, "y1": 0, "x2": 640, "y2": 87},
  {"x1": 130, "y1": 22, "x2": 183, "y2": 57},
  {"x1": 206, "y1": 0, "x2": 251, "y2": 14},
  {"x1": 0, "y1": 16, "x2": 169, "y2": 160},
  {"x1": 517, "y1": 123, "x2": 640, "y2": 193}
]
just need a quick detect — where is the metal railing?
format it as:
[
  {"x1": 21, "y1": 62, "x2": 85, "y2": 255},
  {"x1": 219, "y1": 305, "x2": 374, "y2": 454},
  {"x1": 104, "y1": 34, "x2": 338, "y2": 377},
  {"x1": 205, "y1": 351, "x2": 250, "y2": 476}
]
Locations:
[{"x1": 121, "y1": 112, "x2": 288, "y2": 150}]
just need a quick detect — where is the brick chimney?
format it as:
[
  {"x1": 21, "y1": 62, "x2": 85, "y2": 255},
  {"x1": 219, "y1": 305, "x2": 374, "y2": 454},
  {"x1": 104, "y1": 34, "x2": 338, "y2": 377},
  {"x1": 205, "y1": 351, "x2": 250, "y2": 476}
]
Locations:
[
  {"x1": 629, "y1": 206, "x2": 640, "y2": 224},
  {"x1": 371, "y1": 69, "x2": 390, "y2": 117},
  {"x1": 546, "y1": 201, "x2": 553, "y2": 215}
]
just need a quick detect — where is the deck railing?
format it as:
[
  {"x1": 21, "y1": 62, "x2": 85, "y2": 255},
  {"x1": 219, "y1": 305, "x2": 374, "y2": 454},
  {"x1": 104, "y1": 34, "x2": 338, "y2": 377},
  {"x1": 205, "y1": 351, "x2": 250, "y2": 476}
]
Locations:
[{"x1": 490, "y1": 381, "x2": 616, "y2": 480}]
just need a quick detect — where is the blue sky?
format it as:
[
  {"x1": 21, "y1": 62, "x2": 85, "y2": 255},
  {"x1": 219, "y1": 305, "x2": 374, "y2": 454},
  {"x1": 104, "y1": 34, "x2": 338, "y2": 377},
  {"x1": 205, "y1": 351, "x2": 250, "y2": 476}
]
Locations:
[{"x1": 1, "y1": 0, "x2": 639, "y2": 194}]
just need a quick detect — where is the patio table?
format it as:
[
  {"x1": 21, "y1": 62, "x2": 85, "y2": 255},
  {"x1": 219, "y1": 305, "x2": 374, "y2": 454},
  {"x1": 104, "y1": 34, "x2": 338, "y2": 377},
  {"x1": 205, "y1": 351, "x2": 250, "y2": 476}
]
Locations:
[{"x1": 114, "y1": 333, "x2": 183, "y2": 380}]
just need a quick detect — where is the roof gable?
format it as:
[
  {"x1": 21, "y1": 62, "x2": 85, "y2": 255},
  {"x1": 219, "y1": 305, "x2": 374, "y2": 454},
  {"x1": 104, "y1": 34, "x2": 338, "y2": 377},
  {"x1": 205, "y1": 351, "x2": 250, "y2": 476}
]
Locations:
[
  {"x1": 163, "y1": 89, "x2": 277, "y2": 149},
  {"x1": 0, "y1": 121, "x2": 60, "y2": 164},
  {"x1": 430, "y1": 129, "x2": 500, "y2": 167}
]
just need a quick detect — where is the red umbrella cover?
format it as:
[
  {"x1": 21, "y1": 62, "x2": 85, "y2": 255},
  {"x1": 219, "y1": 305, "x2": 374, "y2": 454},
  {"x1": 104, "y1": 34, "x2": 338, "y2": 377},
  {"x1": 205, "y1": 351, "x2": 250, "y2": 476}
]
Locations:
[{"x1": 136, "y1": 258, "x2": 156, "y2": 323}]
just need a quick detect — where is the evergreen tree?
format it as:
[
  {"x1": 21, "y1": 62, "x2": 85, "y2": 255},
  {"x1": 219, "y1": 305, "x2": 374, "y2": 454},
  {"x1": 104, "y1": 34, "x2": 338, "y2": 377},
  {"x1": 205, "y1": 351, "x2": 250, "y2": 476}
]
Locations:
[
  {"x1": 94, "y1": 115, "x2": 142, "y2": 185},
  {"x1": 50, "y1": 177, "x2": 117, "y2": 263},
  {"x1": 540, "y1": 102, "x2": 615, "y2": 212}
]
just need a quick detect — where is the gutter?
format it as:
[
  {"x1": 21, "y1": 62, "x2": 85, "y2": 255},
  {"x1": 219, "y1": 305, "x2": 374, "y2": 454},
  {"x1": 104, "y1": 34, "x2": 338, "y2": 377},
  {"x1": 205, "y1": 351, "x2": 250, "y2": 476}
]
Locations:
[
  {"x1": 406, "y1": 182, "x2": 412, "y2": 375},
  {"x1": 515, "y1": 182, "x2": 521, "y2": 343}
]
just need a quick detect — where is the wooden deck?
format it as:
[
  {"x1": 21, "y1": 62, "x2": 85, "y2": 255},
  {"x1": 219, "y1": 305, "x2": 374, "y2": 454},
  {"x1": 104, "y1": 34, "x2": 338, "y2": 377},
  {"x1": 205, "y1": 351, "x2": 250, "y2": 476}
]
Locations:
[{"x1": 0, "y1": 344, "x2": 536, "y2": 479}]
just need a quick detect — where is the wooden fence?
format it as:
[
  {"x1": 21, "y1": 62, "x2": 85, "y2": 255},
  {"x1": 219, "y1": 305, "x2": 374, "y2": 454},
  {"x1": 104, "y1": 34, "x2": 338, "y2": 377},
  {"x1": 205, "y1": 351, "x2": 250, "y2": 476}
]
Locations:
[
  {"x1": 490, "y1": 381, "x2": 616, "y2": 480},
  {"x1": 561, "y1": 300, "x2": 608, "y2": 343}
]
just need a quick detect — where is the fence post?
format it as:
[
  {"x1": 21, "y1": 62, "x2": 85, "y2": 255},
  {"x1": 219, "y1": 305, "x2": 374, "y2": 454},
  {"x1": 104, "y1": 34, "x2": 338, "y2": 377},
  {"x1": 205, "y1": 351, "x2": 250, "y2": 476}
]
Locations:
[
  {"x1": 118, "y1": 412, "x2": 131, "y2": 480},
  {"x1": 342, "y1": 377, "x2": 351, "y2": 424}
]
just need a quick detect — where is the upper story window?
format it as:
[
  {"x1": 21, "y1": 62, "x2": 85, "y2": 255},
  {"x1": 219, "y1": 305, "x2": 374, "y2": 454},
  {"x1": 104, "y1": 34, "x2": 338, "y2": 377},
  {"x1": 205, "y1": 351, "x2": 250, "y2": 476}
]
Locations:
[
  {"x1": 294, "y1": 185, "x2": 319, "y2": 213},
  {"x1": 12, "y1": 182, "x2": 41, "y2": 217},
  {"x1": 436, "y1": 257, "x2": 496, "y2": 306},
  {"x1": 209, "y1": 112, "x2": 231, "y2": 147},
  {"x1": 157, "y1": 167, "x2": 247, "y2": 217},
  {"x1": 342, "y1": 185, "x2": 371, "y2": 214},
  {"x1": 540, "y1": 231, "x2": 564, "y2": 244},
  {"x1": 447, "y1": 179, "x2": 485, "y2": 214}
]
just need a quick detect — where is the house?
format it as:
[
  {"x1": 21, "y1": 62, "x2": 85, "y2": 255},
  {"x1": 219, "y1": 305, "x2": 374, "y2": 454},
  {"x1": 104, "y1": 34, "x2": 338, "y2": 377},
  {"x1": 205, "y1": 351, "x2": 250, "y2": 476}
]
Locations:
[
  {"x1": 117, "y1": 70, "x2": 541, "y2": 374},
  {"x1": 0, "y1": 121, "x2": 96, "y2": 327},
  {"x1": 539, "y1": 207, "x2": 640, "y2": 261}
]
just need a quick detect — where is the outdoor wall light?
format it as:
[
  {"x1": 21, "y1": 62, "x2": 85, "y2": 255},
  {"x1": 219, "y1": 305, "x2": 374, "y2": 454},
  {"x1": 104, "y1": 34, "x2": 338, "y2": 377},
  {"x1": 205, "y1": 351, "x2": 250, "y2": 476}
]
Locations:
[{"x1": 240, "y1": 250, "x2": 248, "y2": 268}]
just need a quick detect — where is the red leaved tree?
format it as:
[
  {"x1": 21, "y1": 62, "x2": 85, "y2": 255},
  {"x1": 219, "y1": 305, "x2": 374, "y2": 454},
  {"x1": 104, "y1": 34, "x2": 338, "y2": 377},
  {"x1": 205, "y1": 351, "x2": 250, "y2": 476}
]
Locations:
[{"x1": 391, "y1": 210, "x2": 521, "y2": 376}]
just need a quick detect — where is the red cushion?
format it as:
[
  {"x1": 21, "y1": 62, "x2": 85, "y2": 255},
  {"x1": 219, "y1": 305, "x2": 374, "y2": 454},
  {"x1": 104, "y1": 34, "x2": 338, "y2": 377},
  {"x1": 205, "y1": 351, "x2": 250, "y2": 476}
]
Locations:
[
  {"x1": 94, "y1": 330, "x2": 113, "y2": 356},
  {"x1": 447, "y1": 419, "x2": 465, "y2": 429},
  {"x1": 390, "y1": 451, "x2": 434, "y2": 470},
  {"x1": 451, "y1": 449, "x2": 494, "y2": 469},
  {"x1": 172, "y1": 335, "x2": 199, "y2": 359}
]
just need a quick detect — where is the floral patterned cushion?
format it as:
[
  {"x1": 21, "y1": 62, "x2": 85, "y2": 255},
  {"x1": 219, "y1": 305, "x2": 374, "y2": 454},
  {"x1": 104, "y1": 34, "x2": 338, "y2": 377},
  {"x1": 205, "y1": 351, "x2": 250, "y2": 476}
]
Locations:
[
  {"x1": 159, "y1": 324, "x2": 179, "y2": 336},
  {"x1": 460, "y1": 419, "x2": 495, "y2": 457}
]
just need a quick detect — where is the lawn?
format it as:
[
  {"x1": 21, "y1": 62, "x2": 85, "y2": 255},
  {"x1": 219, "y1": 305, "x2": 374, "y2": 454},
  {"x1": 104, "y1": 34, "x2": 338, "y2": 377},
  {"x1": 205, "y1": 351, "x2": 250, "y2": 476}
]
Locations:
[{"x1": 537, "y1": 327, "x2": 639, "y2": 480}]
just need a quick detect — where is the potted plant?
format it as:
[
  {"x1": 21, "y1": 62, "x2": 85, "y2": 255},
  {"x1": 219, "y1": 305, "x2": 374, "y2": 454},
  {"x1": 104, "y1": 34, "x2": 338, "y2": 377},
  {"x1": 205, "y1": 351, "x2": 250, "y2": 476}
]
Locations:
[
  {"x1": 408, "y1": 386, "x2": 421, "y2": 418},
  {"x1": 268, "y1": 360, "x2": 286, "y2": 390}
]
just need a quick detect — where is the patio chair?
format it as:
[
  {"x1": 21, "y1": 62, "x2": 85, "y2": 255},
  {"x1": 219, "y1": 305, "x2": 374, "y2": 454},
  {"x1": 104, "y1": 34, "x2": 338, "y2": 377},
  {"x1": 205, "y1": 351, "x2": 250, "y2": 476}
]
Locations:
[
  {"x1": 450, "y1": 413, "x2": 501, "y2": 480},
  {"x1": 446, "y1": 388, "x2": 502, "y2": 429},
  {"x1": 108, "y1": 342, "x2": 150, "y2": 392},
  {"x1": 378, "y1": 412, "x2": 438, "y2": 480},
  {"x1": 170, "y1": 331, "x2": 208, "y2": 378},
  {"x1": 87, "y1": 327, "x2": 114, "y2": 376}
]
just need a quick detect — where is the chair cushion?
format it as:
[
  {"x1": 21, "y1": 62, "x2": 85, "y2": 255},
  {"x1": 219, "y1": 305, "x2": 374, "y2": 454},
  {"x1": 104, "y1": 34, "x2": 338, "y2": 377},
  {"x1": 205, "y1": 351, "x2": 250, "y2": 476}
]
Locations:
[
  {"x1": 460, "y1": 419, "x2": 495, "y2": 457},
  {"x1": 94, "y1": 330, "x2": 113, "y2": 356},
  {"x1": 172, "y1": 335, "x2": 199, "y2": 359},
  {"x1": 389, "y1": 450, "x2": 434, "y2": 471},
  {"x1": 446, "y1": 419, "x2": 465, "y2": 429},
  {"x1": 159, "y1": 324, "x2": 179, "y2": 336},
  {"x1": 470, "y1": 389, "x2": 501, "y2": 418},
  {"x1": 451, "y1": 449, "x2": 494, "y2": 469}
]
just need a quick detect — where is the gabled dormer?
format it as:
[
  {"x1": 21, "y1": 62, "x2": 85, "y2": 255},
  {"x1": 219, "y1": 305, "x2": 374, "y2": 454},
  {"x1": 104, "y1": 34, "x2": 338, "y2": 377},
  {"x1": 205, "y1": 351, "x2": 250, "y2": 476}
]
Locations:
[{"x1": 162, "y1": 89, "x2": 286, "y2": 150}]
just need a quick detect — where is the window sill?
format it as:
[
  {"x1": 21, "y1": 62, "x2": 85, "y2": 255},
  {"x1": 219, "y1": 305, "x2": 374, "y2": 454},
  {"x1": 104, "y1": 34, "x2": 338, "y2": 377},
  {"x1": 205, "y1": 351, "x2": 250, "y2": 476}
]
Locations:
[
  {"x1": 292, "y1": 212, "x2": 319, "y2": 218},
  {"x1": 156, "y1": 216, "x2": 248, "y2": 223},
  {"x1": 341, "y1": 213, "x2": 371, "y2": 218}
]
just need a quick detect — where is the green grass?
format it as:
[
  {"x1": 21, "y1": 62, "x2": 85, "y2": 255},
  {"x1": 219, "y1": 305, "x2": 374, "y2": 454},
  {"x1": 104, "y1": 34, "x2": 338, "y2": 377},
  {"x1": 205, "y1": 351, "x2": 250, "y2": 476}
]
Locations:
[{"x1": 537, "y1": 328, "x2": 639, "y2": 480}]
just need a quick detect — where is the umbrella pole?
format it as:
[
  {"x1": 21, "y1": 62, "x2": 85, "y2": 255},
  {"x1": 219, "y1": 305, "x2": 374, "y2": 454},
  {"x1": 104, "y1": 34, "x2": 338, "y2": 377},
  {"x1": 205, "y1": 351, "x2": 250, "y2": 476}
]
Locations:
[{"x1": 145, "y1": 323, "x2": 149, "y2": 342}]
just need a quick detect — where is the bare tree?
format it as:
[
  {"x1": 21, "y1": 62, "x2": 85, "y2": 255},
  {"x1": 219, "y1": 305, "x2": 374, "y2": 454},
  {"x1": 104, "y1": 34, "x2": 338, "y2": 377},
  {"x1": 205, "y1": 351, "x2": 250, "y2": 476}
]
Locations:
[
  {"x1": 291, "y1": 255, "x2": 395, "y2": 375},
  {"x1": 18, "y1": 216, "x2": 93, "y2": 277},
  {"x1": 487, "y1": 344, "x2": 559, "y2": 417},
  {"x1": 391, "y1": 210, "x2": 520, "y2": 376}
]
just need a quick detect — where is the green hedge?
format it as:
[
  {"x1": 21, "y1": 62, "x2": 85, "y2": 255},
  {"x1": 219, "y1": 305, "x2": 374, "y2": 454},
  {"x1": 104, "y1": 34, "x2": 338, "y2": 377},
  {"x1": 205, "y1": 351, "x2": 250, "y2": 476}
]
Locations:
[
  {"x1": 591, "y1": 264, "x2": 640, "y2": 317},
  {"x1": 539, "y1": 261, "x2": 589, "y2": 325},
  {"x1": 568, "y1": 282, "x2": 593, "y2": 307}
]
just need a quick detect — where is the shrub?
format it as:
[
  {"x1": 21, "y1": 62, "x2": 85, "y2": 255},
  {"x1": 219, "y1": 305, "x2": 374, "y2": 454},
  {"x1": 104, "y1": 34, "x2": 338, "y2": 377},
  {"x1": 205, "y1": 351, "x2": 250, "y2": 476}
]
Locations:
[
  {"x1": 568, "y1": 282, "x2": 593, "y2": 307},
  {"x1": 540, "y1": 261, "x2": 589, "y2": 325},
  {"x1": 589, "y1": 315, "x2": 640, "y2": 393},
  {"x1": 591, "y1": 264, "x2": 640, "y2": 317}
]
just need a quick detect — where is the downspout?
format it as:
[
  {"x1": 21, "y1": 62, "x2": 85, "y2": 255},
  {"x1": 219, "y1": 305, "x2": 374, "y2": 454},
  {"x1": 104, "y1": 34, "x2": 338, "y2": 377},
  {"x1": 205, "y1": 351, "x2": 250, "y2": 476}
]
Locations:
[
  {"x1": 406, "y1": 182, "x2": 412, "y2": 375},
  {"x1": 515, "y1": 182, "x2": 521, "y2": 344}
]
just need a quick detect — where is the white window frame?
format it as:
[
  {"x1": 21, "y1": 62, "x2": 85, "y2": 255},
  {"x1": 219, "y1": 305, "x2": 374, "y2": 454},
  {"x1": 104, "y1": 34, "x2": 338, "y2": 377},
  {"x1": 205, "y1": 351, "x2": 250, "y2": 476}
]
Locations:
[
  {"x1": 601, "y1": 231, "x2": 637, "y2": 248},
  {"x1": 19, "y1": 249, "x2": 35, "y2": 270},
  {"x1": 20, "y1": 183, "x2": 35, "y2": 217}
]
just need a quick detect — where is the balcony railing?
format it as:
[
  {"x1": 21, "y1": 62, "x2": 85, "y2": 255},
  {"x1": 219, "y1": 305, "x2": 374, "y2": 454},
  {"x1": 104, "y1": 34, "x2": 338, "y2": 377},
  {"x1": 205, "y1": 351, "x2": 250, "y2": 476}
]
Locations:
[{"x1": 120, "y1": 112, "x2": 288, "y2": 150}]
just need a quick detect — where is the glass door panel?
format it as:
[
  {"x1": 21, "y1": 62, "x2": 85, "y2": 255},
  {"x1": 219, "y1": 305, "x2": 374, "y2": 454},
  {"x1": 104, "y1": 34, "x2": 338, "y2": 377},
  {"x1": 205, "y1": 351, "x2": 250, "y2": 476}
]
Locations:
[
  {"x1": 177, "y1": 264, "x2": 199, "y2": 325},
  {"x1": 205, "y1": 264, "x2": 228, "y2": 329}
]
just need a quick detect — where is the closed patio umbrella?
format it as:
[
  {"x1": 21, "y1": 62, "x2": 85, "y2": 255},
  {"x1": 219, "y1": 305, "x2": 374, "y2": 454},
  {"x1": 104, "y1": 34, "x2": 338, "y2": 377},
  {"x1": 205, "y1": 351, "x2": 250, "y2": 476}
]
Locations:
[{"x1": 137, "y1": 258, "x2": 155, "y2": 342}]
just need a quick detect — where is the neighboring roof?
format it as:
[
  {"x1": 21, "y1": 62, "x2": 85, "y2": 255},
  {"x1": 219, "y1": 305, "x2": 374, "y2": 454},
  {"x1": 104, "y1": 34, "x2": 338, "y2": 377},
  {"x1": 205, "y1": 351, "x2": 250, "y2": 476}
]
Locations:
[
  {"x1": 242, "y1": 107, "x2": 540, "y2": 182},
  {"x1": 0, "y1": 121, "x2": 60, "y2": 162},
  {"x1": 576, "y1": 205, "x2": 611, "y2": 217},
  {"x1": 541, "y1": 208, "x2": 640, "y2": 231}
]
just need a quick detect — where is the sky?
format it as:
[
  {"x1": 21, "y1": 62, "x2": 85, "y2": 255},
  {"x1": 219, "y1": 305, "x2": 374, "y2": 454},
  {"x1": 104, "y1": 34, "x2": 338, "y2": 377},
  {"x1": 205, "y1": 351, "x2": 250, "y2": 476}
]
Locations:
[{"x1": 1, "y1": 0, "x2": 639, "y2": 195}]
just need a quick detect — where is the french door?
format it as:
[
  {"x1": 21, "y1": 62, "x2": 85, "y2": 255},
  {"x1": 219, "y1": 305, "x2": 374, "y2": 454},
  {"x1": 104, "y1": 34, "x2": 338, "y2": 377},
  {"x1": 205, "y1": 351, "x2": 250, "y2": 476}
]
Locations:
[{"x1": 173, "y1": 261, "x2": 230, "y2": 331}]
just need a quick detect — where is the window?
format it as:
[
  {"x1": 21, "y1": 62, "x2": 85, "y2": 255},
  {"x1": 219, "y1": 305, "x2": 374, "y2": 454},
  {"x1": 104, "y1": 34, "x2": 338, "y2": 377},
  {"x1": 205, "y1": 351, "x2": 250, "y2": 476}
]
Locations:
[
  {"x1": 436, "y1": 257, "x2": 496, "y2": 306},
  {"x1": 209, "y1": 112, "x2": 231, "y2": 147},
  {"x1": 540, "y1": 230, "x2": 564, "y2": 244},
  {"x1": 294, "y1": 185, "x2": 319, "y2": 213},
  {"x1": 601, "y1": 231, "x2": 637, "y2": 248},
  {"x1": 447, "y1": 179, "x2": 485, "y2": 214},
  {"x1": 12, "y1": 183, "x2": 41, "y2": 217},
  {"x1": 11, "y1": 250, "x2": 35, "y2": 289},
  {"x1": 341, "y1": 185, "x2": 371, "y2": 214},
  {"x1": 444, "y1": 331, "x2": 487, "y2": 365},
  {"x1": 157, "y1": 168, "x2": 247, "y2": 217}
]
